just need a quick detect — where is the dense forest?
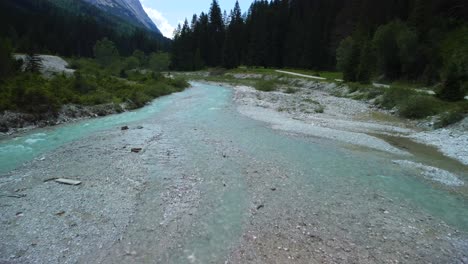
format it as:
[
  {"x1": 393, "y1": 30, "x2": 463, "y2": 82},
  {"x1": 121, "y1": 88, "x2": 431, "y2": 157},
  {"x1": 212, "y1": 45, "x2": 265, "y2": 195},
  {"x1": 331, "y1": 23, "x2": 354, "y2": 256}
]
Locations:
[
  {"x1": 171, "y1": 0, "x2": 467, "y2": 100},
  {"x1": 0, "y1": 0, "x2": 170, "y2": 57}
]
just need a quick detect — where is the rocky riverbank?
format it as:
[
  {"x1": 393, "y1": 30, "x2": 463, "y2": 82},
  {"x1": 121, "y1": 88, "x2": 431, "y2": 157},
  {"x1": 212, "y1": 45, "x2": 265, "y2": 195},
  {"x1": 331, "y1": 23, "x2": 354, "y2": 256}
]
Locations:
[
  {"x1": 0, "y1": 103, "x2": 129, "y2": 135},
  {"x1": 227, "y1": 79, "x2": 468, "y2": 167}
]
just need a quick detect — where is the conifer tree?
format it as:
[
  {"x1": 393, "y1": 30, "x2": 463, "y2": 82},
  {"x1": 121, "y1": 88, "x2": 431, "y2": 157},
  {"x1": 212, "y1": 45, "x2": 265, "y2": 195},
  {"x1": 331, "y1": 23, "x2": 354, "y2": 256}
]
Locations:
[
  {"x1": 357, "y1": 40, "x2": 374, "y2": 84},
  {"x1": 0, "y1": 38, "x2": 15, "y2": 79},
  {"x1": 24, "y1": 52, "x2": 42, "y2": 73},
  {"x1": 207, "y1": 0, "x2": 225, "y2": 66},
  {"x1": 222, "y1": 1, "x2": 244, "y2": 69}
]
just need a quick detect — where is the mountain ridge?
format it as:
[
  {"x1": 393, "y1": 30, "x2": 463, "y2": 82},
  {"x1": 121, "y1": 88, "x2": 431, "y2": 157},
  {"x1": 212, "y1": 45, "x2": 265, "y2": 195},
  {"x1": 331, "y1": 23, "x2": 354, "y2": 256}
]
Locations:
[{"x1": 82, "y1": 0, "x2": 161, "y2": 35}]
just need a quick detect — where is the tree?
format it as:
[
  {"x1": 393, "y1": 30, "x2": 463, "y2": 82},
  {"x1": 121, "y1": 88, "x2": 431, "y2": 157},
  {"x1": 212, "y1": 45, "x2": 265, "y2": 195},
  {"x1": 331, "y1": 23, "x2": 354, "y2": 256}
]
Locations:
[
  {"x1": 207, "y1": 0, "x2": 225, "y2": 66},
  {"x1": 357, "y1": 40, "x2": 374, "y2": 84},
  {"x1": 222, "y1": 1, "x2": 244, "y2": 69},
  {"x1": 124, "y1": 56, "x2": 139, "y2": 70},
  {"x1": 373, "y1": 21, "x2": 402, "y2": 80},
  {"x1": 0, "y1": 38, "x2": 15, "y2": 79},
  {"x1": 93, "y1": 38, "x2": 119, "y2": 67},
  {"x1": 337, "y1": 36, "x2": 361, "y2": 82},
  {"x1": 149, "y1": 52, "x2": 170, "y2": 72},
  {"x1": 24, "y1": 52, "x2": 43, "y2": 73},
  {"x1": 132, "y1": 50, "x2": 146, "y2": 67},
  {"x1": 437, "y1": 55, "x2": 467, "y2": 101}
]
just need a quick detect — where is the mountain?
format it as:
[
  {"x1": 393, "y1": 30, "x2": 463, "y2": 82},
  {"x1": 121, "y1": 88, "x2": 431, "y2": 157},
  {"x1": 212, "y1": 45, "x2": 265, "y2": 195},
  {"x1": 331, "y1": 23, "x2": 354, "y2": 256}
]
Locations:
[
  {"x1": 81, "y1": 0, "x2": 161, "y2": 35},
  {"x1": 0, "y1": 0, "x2": 170, "y2": 57}
]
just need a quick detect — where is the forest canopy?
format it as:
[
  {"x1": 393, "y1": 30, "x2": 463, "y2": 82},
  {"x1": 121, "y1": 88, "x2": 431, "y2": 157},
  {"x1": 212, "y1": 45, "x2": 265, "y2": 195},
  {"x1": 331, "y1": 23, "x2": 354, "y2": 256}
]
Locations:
[{"x1": 171, "y1": 0, "x2": 468, "y2": 99}]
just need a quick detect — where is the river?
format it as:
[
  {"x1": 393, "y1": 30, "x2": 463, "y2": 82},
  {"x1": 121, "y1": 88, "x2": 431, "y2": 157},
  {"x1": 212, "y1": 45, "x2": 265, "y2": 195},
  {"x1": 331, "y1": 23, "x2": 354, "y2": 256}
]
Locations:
[{"x1": 1, "y1": 82, "x2": 467, "y2": 263}]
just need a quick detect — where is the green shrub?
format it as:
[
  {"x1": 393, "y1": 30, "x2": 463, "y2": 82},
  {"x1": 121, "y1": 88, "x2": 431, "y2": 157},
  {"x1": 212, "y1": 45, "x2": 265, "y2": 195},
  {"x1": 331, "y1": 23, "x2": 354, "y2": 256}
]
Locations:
[
  {"x1": 397, "y1": 95, "x2": 441, "y2": 119},
  {"x1": 127, "y1": 90, "x2": 151, "y2": 108},
  {"x1": 315, "y1": 105, "x2": 325, "y2": 113},
  {"x1": 254, "y1": 79, "x2": 276, "y2": 92},
  {"x1": 437, "y1": 60, "x2": 466, "y2": 102},
  {"x1": 285, "y1": 87, "x2": 298, "y2": 94},
  {"x1": 434, "y1": 111, "x2": 464, "y2": 128},
  {"x1": 379, "y1": 86, "x2": 415, "y2": 109},
  {"x1": 0, "y1": 55, "x2": 188, "y2": 114},
  {"x1": 167, "y1": 77, "x2": 189, "y2": 89}
]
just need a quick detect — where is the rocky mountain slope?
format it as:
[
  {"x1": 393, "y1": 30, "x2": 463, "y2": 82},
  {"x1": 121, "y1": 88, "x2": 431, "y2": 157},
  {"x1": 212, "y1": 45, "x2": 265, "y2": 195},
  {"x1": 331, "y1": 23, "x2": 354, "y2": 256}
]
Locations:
[{"x1": 81, "y1": 0, "x2": 161, "y2": 34}]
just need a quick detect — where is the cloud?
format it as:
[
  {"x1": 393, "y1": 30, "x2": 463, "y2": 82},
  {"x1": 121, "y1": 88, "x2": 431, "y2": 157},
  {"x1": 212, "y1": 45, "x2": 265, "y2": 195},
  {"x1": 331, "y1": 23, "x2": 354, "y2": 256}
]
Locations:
[{"x1": 143, "y1": 5, "x2": 175, "y2": 39}]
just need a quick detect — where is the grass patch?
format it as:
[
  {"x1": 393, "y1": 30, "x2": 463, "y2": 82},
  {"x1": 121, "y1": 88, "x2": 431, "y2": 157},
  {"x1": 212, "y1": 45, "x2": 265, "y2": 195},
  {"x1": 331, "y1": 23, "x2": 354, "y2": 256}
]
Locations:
[
  {"x1": 254, "y1": 79, "x2": 277, "y2": 92},
  {"x1": 282, "y1": 69, "x2": 342, "y2": 80},
  {"x1": 303, "y1": 98, "x2": 320, "y2": 104},
  {"x1": 345, "y1": 83, "x2": 384, "y2": 100}
]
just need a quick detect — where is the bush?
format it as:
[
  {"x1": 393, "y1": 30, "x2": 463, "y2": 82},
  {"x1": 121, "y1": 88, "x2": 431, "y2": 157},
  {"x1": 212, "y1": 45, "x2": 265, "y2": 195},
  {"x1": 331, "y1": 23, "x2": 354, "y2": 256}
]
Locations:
[
  {"x1": 397, "y1": 95, "x2": 441, "y2": 119},
  {"x1": 254, "y1": 79, "x2": 276, "y2": 92},
  {"x1": 434, "y1": 111, "x2": 464, "y2": 128},
  {"x1": 437, "y1": 59, "x2": 466, "y2": 102},
  {"x1": 0, "y1": 55, "x2": 189, "y2": 115},
  {"x1": 285, "y1": 87, "x2": 298, "y2": 94},
  {"x1": 167, "y1": 77, "x2": 189, "y2": 89},
  {"x1": 379, "y1": 86, "x2": 415, "y2": 109}
]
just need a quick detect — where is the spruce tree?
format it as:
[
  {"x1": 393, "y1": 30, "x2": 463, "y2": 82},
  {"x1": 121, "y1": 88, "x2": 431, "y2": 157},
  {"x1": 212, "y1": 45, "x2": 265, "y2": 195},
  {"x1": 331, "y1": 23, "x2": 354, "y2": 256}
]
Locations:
[
  {"x1": 0, "y1": 38, "x2": 15, "y2": 79},
  {"x1": 222, "y1": 1, "x2": 244, "y2": 69},
  {"x1": 357, "y1": 40, "x2": 374, "y2": 84},
  {"x1": 24, "y1": 52, "x2": 42, "y2": 73},
  {"x1": 207, "y1": 0, "x2": 225, "y2": 66},
  {"x1": 437, "y1": 60, "x2": 466, "y2": 101}
]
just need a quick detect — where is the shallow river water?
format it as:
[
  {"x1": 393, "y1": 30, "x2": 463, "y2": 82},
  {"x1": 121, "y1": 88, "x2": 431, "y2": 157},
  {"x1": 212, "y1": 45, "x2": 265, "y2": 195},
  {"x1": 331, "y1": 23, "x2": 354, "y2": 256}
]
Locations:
[{"x1": 1, "y1": 82, "x2": 467, "y2": 263}]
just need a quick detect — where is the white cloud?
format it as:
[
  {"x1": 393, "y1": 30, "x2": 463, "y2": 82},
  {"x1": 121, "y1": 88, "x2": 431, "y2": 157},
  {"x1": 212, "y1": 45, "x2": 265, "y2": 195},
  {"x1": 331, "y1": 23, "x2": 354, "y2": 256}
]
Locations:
[{"x1": 143, "y1": 5, "x2": 175, "y2": 39}]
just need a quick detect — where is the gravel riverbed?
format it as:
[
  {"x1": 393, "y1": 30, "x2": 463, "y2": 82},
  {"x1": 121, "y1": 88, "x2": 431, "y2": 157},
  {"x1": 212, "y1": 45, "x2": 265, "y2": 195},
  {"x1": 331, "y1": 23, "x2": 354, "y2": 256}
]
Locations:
[{"x1": 1, "y1": 82, "x2": 467, "y2": 263}]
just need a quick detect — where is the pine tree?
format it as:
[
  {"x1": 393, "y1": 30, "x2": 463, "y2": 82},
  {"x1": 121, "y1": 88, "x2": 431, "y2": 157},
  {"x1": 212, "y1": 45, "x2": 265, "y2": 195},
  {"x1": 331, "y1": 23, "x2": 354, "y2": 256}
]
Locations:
[
  {"x1": 207, "y1": 0, "x2": 225, "y2": 66},
  {"x1": 357, "y1": 40, "x2": 374, "y2": 84},
  {"x1": 24, "y1": 52, "x2": 42, "y2": 73},
  {"x1": 0, "y1": 38, "x2": 15, "y2": 79},
  {"x1": 337, "y1": 36, "x2": 360, "y2": 82},
  {"x1": 93, "y1": 38, "x2": 119, "y2": 67},
  {"x1": 437, "y1": 59, "x2": 466, "y2": 101},
  {"x1": 222, "y1": 1, "x2": 244, "y2": 69}
]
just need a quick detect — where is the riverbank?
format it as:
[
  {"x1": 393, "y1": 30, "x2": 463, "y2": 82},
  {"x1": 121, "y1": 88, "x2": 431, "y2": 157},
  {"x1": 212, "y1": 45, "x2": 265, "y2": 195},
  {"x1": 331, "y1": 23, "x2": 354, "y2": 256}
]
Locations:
[
  {"x1": 182, "y1": 69, "x2": 467, "y2": 167},
  {"x1": 230, "y1": 82, "x2": 468, "y2": 166},
  {"x1": 1, "y1": 83, "x2": 467, "y2": 263},
  {"x1": 0, "y1": 103, "x2": 128, "y2": 135},
  {"x1": 0, "y1": 55, "x2": 189, "y2": 136}
]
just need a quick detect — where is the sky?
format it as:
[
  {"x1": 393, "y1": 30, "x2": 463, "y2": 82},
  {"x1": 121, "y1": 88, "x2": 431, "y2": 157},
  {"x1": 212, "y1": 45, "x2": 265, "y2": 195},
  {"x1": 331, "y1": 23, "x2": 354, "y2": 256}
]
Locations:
[{"x1": 140, "y1": 0, "x2": 254, "y2": 38}]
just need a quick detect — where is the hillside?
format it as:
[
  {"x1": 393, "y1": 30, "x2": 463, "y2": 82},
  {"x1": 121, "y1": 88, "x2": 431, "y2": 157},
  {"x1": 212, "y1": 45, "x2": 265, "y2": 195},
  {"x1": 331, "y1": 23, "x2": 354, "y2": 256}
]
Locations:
[
  {"x1": 82, "y1": 0, "x2": 162, "y2": 35},
  {"x1": 0, "y1": 0, "x2": 170, "y2": 57}
]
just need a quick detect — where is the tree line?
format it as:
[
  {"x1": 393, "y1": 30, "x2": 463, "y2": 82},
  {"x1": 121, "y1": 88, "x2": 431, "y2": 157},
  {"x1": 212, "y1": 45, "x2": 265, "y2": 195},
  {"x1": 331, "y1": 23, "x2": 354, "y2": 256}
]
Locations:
[{"x1": 171, "y1": 0, "x2": 467, "y2": 100}]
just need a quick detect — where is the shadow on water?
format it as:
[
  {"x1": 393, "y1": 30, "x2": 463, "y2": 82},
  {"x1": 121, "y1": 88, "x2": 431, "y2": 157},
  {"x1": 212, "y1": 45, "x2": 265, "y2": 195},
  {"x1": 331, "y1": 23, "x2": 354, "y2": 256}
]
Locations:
[{"x1": 370, "y1": 133, "x2": 468, "y2": 178}]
